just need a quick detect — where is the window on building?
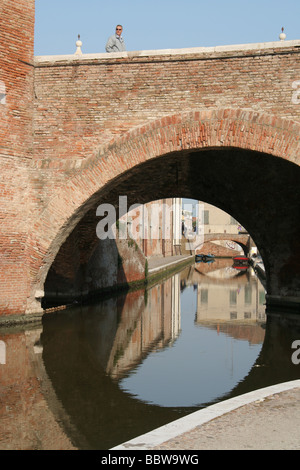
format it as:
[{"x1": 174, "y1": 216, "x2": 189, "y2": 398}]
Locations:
[
  {"x1": 204, "y1": 210, "x2": 209, "y2": 225},
  {"x1": 230, "y1": 290, "x2": 237, "y2": 305},
  {"x1": 201, "y1": 289, "x2": 208, "y2": 304},
  {"x1": 244, "y1": 285, "x2": 252, "y2": 304}
]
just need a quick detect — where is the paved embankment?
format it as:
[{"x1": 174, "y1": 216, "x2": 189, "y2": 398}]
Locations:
[
  {"x1": 147, "y1": 254, "x2": 194, "y2": 274},
  {"x1": 112, "y1": 380, "x2": 300, "y2": 450}
]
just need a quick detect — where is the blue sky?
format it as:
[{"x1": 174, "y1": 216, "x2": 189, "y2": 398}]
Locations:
[{"x1": 34, "y1": 0, "x2": 300, "y2": 56}]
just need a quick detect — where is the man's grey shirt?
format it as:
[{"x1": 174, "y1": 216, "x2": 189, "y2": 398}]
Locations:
[{"x1": 105, "y1": 34, "x2": 126, "y2": 52}]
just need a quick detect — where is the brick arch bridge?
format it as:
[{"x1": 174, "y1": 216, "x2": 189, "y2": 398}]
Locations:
[
  {"x1": 27, "y1": 109, "x2": 300, "y2": 313},
  {"x1": 1, "y1": 1, "x2": 300, "y2": 316},
  {"x1": 203, "y1": 233, "x2": 251, "y2": 254}
]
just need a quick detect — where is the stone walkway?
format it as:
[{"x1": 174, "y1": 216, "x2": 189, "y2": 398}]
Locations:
[
  {"x1": 112, "y1": 380, "x2": 300, "y2": 450},
  {"x1": 147, "y1": 254, "x2": 193, "y2": 274}
]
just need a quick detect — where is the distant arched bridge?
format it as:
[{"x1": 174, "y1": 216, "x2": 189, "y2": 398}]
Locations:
[{"x1": 203, "y1": 233, "x2": 251, "y2": 253}]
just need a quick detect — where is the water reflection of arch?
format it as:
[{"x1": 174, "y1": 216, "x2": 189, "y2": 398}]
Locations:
[
  {"x1": 194, "y1": 266, "x2": 251, "y2": 284},
  {"x1": 40, "y1": 270, "x2": 300, "y2": 449},
  {"x1": 192, "y1": 263, "x2": 266, "y2": 324},
  {"x1": 211, "y1": 312, "x2": 300, "y2": 403},
  {"x1": 41, "y1": 290, "x2": 185, "y2": 450},
  {"x1": 194, "y1": 257, "x2": 250, "y2": 277}
]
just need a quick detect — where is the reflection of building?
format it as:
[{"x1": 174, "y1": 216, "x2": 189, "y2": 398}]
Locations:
[
  {"x1": 106, "y1": 273, "x2": 181, "y2": 379},
  {"x1": 196, "y1": 268, "x2": 266, "y2": 324},
  {"x1": 171, "y1": 273, "x2": 181, "y2": 338}
]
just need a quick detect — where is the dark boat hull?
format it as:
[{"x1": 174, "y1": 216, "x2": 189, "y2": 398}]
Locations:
[
  {"x1": 195, "y1": 254, "x2": 215, "y2": 263},
  {"x1": 232, "y1": 256, "x2": 249, "y2": 266}
]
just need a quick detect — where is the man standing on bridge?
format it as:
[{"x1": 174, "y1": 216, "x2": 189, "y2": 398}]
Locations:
[{"x1": 105, "y1": 25, "x2": 126, "y2": 52}]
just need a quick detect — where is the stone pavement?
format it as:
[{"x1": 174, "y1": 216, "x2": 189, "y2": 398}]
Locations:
[
  {"x1": 147, "y1": 254, "x2": 194, "y2": 274},
  {"x1": 112, "y1": 380, "x2": 300, "y2": 450}
]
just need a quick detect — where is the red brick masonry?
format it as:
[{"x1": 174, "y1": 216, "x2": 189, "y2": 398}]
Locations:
[{"x1": 0, "y1": 0, "x2": 299, "y2": 315}]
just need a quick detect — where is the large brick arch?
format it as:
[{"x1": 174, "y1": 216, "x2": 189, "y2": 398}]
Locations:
[{"x1": 26, "y1": 108, "x2": 300, "y2": 311}]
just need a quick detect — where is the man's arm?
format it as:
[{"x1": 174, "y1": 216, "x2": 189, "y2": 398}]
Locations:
[{"x1": 105, "y1": 35, "x2": 117, "y2": 52}]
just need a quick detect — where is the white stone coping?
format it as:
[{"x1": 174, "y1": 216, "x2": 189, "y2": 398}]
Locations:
[
  {"x1": 147, "y1": 255, "x2": 193, "y2": 274},
  {"x1": 34, "y1": 39, "x2": 300, "y2": 64},
  {"x1": 111, "y1": 379, "x2": 300, "y2": 450}
]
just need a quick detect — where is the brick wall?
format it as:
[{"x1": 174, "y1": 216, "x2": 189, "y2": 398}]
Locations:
[
  {"x1": 198, "y1": 241, "x2": 241, "y2": 257},
  {"x1": 0, "y1": 0, "x2": 35, "y2": 315},
  {"x1": 33, "y1": 43, "x2": 300, "y2": 166},
  {"x1": 0, "y1": 0, "x2": 35, "y2": 158},
  {"x1": 1, "y1": 2, "x2": 300, "y2": 316},
  {"x1": 28, "y1": 43, "x2": 300, "y2": 314}
]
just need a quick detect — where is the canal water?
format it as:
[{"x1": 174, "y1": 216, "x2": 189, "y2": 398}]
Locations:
[{"x1": 0, "y1": 259, "x2": 300, "y2": 450}]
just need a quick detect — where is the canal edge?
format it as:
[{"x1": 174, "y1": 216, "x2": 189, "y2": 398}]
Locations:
[
  {"x1": 0, "y1": 255, "x2": 195, "y2": 328},
  {"x1": 111, "y1": 379, "x2": 300, "y2": 450}
]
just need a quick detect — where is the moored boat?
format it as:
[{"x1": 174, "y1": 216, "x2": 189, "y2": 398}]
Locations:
[
  {"x1": 232, "y1": 255, "x2": 249, "y2": 266},
  {"x1": 195, "y1": 253, "x2": 215, "y2": 263}
]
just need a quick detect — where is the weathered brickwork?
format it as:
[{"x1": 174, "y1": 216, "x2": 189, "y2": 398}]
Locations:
[
  {"x1": 27, "y1": 110, "x2": 300, "y2": 313},
  {"x1": 0, "y1": 0, "x2": 35, "y2": 158},
  {"x1": 33, "y1": 45, "x2": 300, "y2": 164},
  {"x1": 0, "y1": 0, "x2": 299, "y2": 315},
  {"x1": 0, "y1": 0, "x2": 35, "y2": 314},
  {"x1": 199, "y1": 233, "x2": 250, "y2": 257}
]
